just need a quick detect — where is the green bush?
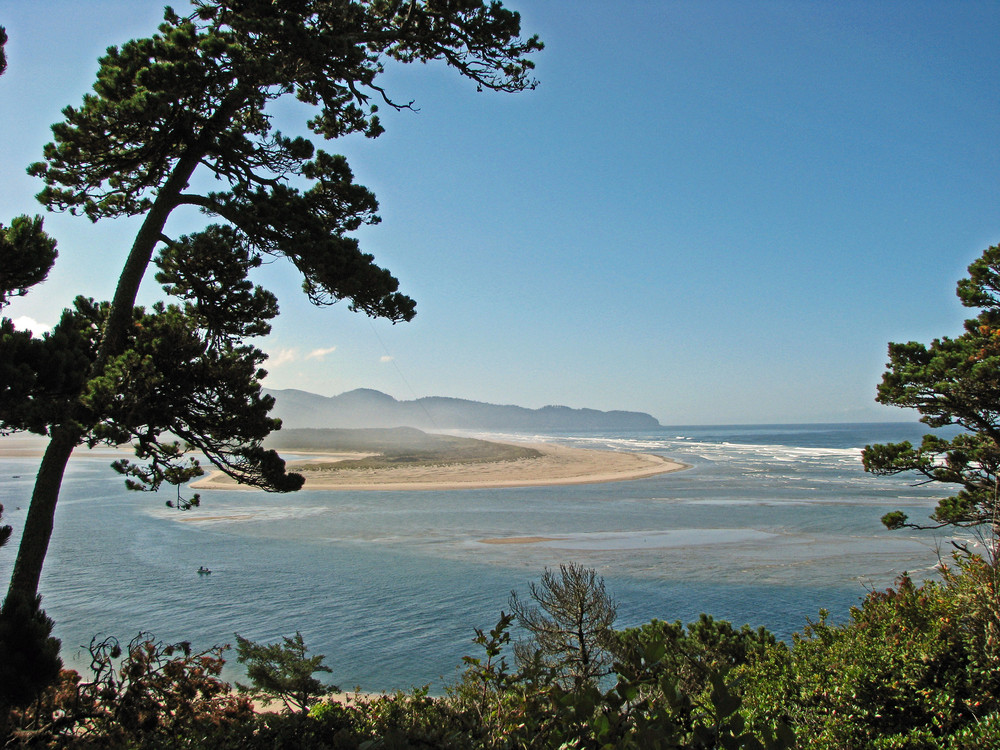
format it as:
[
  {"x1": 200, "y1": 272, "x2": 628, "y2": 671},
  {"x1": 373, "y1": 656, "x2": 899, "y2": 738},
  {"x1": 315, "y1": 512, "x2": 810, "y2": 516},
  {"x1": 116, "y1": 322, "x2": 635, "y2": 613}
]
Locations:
[
  {"x1": 740, "y1": 556, "x2": 1000, "y2": 749},
  {"x1": 446, "y1": 609, "x2": 793, "y2": 749},
  {"x1": 0, "y1": 592, "x2": 62, "y2": 710}
]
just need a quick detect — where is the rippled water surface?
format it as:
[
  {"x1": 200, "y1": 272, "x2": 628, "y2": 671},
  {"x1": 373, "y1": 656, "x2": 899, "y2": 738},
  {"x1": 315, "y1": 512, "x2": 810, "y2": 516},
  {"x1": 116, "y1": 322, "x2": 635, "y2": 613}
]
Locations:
[{"x1": 0, "y1": 423, "x2": 959, "y2": 691}]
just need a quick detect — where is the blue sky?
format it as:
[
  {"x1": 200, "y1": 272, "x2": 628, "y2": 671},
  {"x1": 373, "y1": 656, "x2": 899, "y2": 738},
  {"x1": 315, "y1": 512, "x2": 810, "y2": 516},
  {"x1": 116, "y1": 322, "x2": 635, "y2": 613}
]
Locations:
[{"x1": 2, "y1": 1, "x2": 999, "y2": 425}]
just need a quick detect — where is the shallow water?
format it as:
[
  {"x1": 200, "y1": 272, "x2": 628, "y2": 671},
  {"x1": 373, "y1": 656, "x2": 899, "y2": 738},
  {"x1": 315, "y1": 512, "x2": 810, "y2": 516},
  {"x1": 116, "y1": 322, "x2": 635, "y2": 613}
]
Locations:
[{"x1": 0, "y1": 423, "x2": 959, "y2": 691}]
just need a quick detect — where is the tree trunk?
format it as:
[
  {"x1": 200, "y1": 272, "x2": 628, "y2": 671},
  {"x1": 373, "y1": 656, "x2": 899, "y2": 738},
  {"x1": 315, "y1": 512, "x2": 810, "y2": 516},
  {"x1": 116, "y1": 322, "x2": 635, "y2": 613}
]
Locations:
[
  {"x1": 93, "y1": 151, "x2": 203, "y2": 369},
  {"x1": 5, "y1": 427, "x2": 78, "y2": 601},
  {"x1": 4, "y1": 151, "x2": 205, "y2": 604}
]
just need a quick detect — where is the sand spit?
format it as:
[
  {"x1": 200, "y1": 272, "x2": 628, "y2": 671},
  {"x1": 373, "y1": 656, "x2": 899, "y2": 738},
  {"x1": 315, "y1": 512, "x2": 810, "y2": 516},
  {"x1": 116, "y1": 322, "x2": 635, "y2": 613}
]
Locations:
[
  {"x1": 191, "y1": 442, "x2": 687, "y2": 492},
  {"x1": 0, "y1": 434, "x2": 687, "y2": 492}
]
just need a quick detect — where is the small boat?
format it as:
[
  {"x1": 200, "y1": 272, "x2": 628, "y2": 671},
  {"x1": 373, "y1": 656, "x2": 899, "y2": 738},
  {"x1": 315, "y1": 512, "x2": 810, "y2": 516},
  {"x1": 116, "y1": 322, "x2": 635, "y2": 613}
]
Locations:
[{"x1": 197, "y1": 566, "x2": 212, "y2": 575}]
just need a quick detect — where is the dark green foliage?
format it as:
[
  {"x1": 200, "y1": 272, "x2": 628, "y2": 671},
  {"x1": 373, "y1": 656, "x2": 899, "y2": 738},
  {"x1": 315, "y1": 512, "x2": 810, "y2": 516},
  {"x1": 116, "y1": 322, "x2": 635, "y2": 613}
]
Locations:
[
  {"x1": 235, "y1": 631, "x2": 336, "y2": 715},
  {"x1": 0, "y1": 299, "x2": 97, "y2": 435},
  {"x1": 1, "y1": 276, "x2": 299, "y2": 494},
  {"x1": 154, "y1": 225, "x2": 278, "y2": 344},
  {"x1": 740, "y1": 557, "x2": 1000, "y2": 749},
  {"x1": 82, "y1": 230, "x2": 290, "y2": 492},
  {"x1": 863, "y1": 245, "x2": 1000, "y2": 536},
  {"x1": 600, "y1": 616, "x2": 790, "y2": 750},
  {"x1": 0, "y1": 592, "x2": 62, "y2": 714},
  {"x1": 0, "y1": 216, "x2": 69, "y2": 441},
  {"x1": 0, "y1": 26, "x2": 7, "y2": 77},
  {"x1": 88, "y1": 294, "x2": 301, "y2": 494},
  {"x1": 447, "y1": 609, "x2": 793, "y2": 749},
  {"x1": 204, "y1": 153, "x2": 416, "y2": 320},
  {"x1": 450, "y1": 612, "x2": 518, "y2": 745},
  {"x1": 227, "y1": 702, "x2": 361, "y2": 750},
  {"x1": 350, "y1": 687, "x2": 475, "y2": 749},
  {"x1": 509, "y1": 563, "x2": 618, "y2": 691},
  {"x1": 614, "y1": 614, "x2": 777, "y2": 711},
  {"x1": 0, "y1": 216, "x2": 58, "y2": 307}
]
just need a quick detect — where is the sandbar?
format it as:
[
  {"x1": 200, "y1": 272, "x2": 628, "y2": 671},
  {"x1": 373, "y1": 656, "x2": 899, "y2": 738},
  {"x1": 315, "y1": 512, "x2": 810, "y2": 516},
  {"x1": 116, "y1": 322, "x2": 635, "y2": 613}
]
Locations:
[
  {"x1": 0, "y1": 434, "x2": 688, "y2": 492},
  {"x1": 191, "y1": 442, "x2": 687, "y2": 492},
  {"x1": 479, "y1": 536, "x2": 562, "y2": 544},
  {"x1": 477, "y1": 528, "x2": 781, "y2": 550},
  {"x1": 0, "y1": 434, "x2": 132, "y2": 458}
]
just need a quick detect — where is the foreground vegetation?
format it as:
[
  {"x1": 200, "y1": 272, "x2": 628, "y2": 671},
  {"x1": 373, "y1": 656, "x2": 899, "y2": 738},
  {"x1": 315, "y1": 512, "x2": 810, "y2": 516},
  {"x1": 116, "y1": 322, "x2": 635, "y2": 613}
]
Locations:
[{"x1": 4, "y1": 557, "x2": 1000, "y2": 749}]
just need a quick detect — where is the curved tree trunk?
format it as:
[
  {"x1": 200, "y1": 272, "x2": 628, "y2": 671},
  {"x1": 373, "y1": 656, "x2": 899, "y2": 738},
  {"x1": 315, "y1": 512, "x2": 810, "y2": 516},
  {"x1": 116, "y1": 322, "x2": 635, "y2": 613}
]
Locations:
[
  {"x1": 4, "y1": 152, "x2": 204, "y2": 603},
  {"x1": 93, "y1": 152, "x2": 203, "y2": 369},
  {"x1": 4, "y1": 82, "x2": 252, "y2": 601},
  {"x1": 5, "y1": 427, "x2": 78, "y2": 601}
]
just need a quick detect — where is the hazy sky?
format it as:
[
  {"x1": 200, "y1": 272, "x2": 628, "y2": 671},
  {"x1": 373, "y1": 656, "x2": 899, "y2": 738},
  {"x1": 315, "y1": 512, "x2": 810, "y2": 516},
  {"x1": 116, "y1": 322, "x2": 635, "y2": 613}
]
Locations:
[{"x1": 2, "y1": 1, "x2": 999, "y2": 425}]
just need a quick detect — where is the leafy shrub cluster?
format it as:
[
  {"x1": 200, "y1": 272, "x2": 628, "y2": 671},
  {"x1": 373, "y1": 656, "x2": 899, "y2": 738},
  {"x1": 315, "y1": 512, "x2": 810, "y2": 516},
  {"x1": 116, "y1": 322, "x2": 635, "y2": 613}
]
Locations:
[
  {"x1": 6, "y1": 632, "x2": 253, "y2": 748},
  {"x1": 738, "y1": 554, "x2": 1000, "y2": 749},
  {"x1": 4, "y1": 558, "x2": 1000, "y2": 749}
]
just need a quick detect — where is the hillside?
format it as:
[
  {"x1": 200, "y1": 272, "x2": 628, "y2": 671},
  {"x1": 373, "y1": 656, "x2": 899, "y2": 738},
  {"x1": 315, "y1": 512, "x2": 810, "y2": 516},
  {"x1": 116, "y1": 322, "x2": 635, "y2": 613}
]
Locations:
[{"x1": 264, "y1": 388, "x2": 662, "y2": 431}]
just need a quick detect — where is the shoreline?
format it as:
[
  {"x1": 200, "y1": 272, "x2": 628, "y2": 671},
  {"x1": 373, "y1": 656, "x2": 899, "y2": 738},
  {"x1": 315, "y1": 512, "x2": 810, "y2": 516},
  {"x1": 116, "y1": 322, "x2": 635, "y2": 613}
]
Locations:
[{"x1": 191, "y1": 441, "x2": 688, "y2": 491}]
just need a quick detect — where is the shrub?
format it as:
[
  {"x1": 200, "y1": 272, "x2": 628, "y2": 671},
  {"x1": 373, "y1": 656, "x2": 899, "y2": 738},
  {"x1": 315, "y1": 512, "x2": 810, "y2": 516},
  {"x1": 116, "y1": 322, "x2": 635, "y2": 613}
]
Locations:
[
  {"x1": 740, "y1": 557, "x2": 1000, "y2": 749},
  {"x1": 7, "y1": 633, "x2": 251, "y2": 749},
  {"x1": 0, "y1": 591, "x2": 62, "y2": 741},
  {"x1": 447, "y1": 609, "x2": 794, "y2": 749}
]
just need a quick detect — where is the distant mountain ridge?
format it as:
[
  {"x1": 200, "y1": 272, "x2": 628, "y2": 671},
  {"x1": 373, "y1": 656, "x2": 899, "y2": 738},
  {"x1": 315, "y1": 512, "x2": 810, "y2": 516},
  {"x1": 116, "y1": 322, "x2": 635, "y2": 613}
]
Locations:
[{"x1": 264, "y1": 388, "x2": 662, "y2": 431}]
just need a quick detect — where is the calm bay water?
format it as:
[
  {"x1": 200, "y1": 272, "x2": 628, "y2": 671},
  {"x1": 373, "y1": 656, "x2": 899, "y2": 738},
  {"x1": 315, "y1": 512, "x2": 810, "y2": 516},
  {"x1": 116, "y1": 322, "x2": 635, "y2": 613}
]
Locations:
[{"x1": 0, "y1": 423, "x2": 960, "y2": 692}]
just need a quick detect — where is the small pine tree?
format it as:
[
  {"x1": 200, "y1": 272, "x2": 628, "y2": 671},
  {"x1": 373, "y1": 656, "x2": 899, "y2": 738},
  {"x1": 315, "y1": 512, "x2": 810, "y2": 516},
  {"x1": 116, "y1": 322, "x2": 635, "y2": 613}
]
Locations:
[
  {"x1": 509, "y1": 563, "x2": 618, "y2": 690},
  {"x1": 235, "y1": 631, "x2": 336, "y2": 715}
]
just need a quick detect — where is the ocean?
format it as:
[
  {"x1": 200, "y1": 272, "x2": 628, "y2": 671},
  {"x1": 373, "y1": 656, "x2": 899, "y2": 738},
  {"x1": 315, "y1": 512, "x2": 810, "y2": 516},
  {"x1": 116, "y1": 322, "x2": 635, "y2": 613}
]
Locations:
[{"x1": 0, "y1": 422, "x2": 963, "y2": 692}]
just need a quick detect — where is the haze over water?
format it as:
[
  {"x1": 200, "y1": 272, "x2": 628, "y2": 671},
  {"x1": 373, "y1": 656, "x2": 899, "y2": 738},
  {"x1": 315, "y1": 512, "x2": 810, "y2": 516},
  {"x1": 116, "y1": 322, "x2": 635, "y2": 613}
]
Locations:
[{"x1": 0, "y1": 422, "x2": 956, "y2": 692}]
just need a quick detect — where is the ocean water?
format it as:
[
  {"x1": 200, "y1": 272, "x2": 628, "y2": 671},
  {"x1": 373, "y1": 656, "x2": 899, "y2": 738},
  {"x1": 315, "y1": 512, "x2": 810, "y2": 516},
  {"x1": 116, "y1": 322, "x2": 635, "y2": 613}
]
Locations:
[{"x1": 0, "y1": 422, "x2": 964, "y2": 692}]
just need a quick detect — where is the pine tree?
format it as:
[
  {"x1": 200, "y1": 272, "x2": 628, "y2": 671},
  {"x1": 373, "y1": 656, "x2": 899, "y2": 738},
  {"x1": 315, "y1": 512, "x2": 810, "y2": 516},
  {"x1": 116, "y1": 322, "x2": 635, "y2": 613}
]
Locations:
[
  {"x1": 864, "y1": 245, "x2": 1000, "y2": 548},
  {"x1": 2, "y1": 1, "x2": 541, "y2": 605}
]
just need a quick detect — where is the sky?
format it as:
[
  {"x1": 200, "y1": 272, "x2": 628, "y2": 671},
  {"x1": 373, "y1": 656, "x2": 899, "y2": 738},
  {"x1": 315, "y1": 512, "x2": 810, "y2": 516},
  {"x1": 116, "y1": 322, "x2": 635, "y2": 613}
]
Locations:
[{"x1": 2, "y1": 1, "x2": 999, "y2": 426}]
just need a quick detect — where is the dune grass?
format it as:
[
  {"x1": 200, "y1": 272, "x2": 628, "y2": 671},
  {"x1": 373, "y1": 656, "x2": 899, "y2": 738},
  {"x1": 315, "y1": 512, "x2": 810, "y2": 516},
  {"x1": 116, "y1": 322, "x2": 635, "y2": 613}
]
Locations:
[{"x1": 264, "y1": 427, "x2": 541, "y2": 471}]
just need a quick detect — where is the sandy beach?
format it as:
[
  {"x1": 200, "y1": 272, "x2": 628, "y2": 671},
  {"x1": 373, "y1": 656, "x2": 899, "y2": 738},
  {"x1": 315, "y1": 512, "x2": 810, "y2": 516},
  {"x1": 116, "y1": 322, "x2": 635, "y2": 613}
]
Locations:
[
  {"x1": 191, "y1": 442, "x2": 687, "y2": 491},
  {"x1": 0, "y1": 434, "x2": 687, "y2": 492}
]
